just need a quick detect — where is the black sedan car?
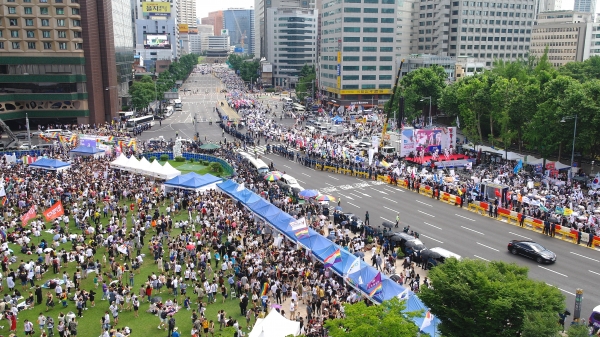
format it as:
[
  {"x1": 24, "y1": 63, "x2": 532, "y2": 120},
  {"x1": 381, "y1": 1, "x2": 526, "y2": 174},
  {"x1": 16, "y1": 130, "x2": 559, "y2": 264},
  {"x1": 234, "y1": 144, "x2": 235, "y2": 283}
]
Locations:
[{"x1": 507, "y1": 240, "x2": 557, "y2": 264}]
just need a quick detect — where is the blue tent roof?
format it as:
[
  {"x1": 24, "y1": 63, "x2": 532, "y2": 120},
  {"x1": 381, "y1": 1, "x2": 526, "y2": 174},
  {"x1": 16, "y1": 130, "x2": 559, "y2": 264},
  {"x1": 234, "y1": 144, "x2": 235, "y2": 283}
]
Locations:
[
  {"x1": 166, "y1": 173, "x2": 221, "y2": 189},
  {"x1": 217, "y1": 179, "x2": 239, "y2": 194},
  {"x1": 29, "y1": 158, "x2": 71, "y2": 170},
  {"x1": 70, "y1": 145, "x2": 105, "y2": 154},
  {"x1": 312, "y1": 243, "x2": 338, "y2": 263},
  {"x1": 406, "y1": 294, "x2": 441, "y2": 336}
]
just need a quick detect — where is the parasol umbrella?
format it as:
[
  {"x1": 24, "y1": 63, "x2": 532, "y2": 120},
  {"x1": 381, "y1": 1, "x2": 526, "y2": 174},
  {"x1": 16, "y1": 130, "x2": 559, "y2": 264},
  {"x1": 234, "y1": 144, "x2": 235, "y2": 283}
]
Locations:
[
  {"x1": 298, "y1": 189, "x2": 319, "y2": 199},
  {"x1": 420, "y1": 249, "x2": 442, "y2": 259},
  {"x1": 334, "y1": 206, "x2": 342, "y2": 211},
  {"x1": 199, "y1": 143, "x2": 221, "y2": 150},
  {"x1": 315, "y1": 195, "x2": 336, "y2": 202},
  {"x1": 353, "y1": 251, "x2": 365, "y2": 258},
  {"x1": 264, "y1": 171, "x2": 283, "y2": 181},
  {"x1": 390, "y1": 234, "x2": 404, "y2": 243},
  {"x1": 382, "y1": 221, "x2": 394, "y2": 228},
  {"x1": 186, "y1": 244, "x2": 195, "y2": 250},
  {"x1": 405, "y1": 240, "x2": 426, "y2": 251},
  {"x1": 43, "y1": 248, "x2": 54, "y2": 253}
]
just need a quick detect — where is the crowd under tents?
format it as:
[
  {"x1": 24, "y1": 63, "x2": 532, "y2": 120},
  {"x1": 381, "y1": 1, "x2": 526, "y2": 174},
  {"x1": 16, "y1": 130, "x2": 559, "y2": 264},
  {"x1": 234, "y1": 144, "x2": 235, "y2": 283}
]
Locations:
[
  {"x1": 109, "y1": 153, "x2": 181, "y2": 179},
  {"x1": 29, "y1": 158, "x2": 71, "y2": 171},
  {"x1": 164, "y1": 172, "x2": 222, "y2": 191},
  {"x1": 462, "y1": 144, "x2": 572, "y2": 171},
  {"x1": 217, "y1": 179, "x2": 439, "y2": 336}
]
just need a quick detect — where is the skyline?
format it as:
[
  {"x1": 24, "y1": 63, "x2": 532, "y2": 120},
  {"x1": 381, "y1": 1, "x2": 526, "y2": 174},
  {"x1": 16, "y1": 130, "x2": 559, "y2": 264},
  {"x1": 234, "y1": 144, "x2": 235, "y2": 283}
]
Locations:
[{"x1": 196, "y1": 0, "x2": 254, "y2": 20}]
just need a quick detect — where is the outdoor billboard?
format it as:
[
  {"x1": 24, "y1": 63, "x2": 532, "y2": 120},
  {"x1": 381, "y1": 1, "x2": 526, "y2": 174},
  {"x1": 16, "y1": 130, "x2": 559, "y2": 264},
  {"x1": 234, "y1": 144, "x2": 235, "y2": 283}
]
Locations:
[
  {"x1": 262, "y1": 64, "x2": 273, "y2": 73},
  {"x1": 399, "y1": 127, "x2": 456, "y2": 157},
  {"x1": 178, "y1": 24, "x2": 189, "y2": 33},
  {"x1": 144, "y1": 34, "x2": 171, "y2": 49},
  {"x1": 141, "y1": 2, "x2": 170, "y2": 16}
]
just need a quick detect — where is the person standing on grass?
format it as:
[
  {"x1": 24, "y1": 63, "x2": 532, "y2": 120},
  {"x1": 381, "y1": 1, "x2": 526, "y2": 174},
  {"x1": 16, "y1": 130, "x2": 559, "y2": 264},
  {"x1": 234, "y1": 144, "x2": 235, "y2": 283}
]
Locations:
[
  {"x1": 132, "y1": 295, "x2": 140, "y2": 317},
  {"x1": 167, "y1": 316, "x2": 176, "y2": 337},
  {"x1": 24, "y1": 319, "x2": 34, "y2": 336},
  {"x1": 68, "y1": 318, "x2": 78, "y2": 337}
]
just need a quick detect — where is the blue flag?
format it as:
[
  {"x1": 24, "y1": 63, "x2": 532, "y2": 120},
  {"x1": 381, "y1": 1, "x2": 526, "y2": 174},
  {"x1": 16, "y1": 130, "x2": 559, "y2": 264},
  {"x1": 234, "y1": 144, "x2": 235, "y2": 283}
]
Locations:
[{"x1": 513, "y1": 160, "x2": 523, "y2": 174}]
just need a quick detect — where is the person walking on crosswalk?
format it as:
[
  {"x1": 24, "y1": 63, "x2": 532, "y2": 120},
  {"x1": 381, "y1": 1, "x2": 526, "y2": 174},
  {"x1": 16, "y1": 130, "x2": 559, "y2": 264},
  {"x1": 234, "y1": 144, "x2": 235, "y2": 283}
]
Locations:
[{"x1": 395, "y1": 213, "x2": 400, "y2": 228}]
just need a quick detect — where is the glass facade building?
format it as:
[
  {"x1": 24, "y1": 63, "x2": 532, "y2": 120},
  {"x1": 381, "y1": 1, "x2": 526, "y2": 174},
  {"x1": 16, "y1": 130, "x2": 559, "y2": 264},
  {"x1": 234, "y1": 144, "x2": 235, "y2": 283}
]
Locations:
[
  {"x1": 223, "y1": 9, "x2": 255, "y2": 55},
  {"x1": 113, "y1": 0, "x2": 135, "y2": 108}
]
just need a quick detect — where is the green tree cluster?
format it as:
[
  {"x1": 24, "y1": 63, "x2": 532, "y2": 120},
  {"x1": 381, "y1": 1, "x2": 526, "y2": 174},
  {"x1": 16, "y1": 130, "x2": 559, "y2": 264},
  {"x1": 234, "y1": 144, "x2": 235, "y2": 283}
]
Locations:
[
  {"x1": 324, "y1": 297, "x2": 419, "y2": 337},
  {"x1": 296, "y1": 64, "x2": 316, "y2": 103},
  {"x1": 438, "y1": 53, "x2": 600, "y2": 161},
  {"x1": 227, "y1": 54, "x2": 260, "y2": 82},
  {"x1": 129, "y1": 54, "x2": 198, "y2": 111},
  {"x1": 419, "y1": 259, "x2": 565, "y2": 337}
]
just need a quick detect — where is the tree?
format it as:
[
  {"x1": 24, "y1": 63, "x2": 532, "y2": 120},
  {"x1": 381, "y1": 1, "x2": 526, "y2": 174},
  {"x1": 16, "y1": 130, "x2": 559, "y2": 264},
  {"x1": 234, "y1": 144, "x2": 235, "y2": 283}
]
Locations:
[
  {"x1": 388, "y1": 66, "x2": 447, "y2": 122},
  {"x1": 227, "y1": 54, "x2": 260, "y2": 82},
  {"x1": 566, "y1": 324, "x2": 590, "y2": 337},
  {"x1": 296, "y1": 64, "x2": 316, "y2": 103},
  {"x1": 455, "y1": 74, "x2": 494, "y2": 144},
  {"x1": 324, "y1": 298, "x2": 419, "y2": 337},
  {"x1": 419, "y1": 259, "x2": 565, "y2": 337},
  {"x1": 129, "y1": 75, "x2": 156, "y2": 111}
]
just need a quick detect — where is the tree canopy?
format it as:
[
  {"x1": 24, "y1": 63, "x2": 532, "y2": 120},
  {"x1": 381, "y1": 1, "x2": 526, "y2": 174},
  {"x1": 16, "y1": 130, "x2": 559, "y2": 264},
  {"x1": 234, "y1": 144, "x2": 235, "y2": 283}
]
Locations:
[
  {"x1": 296, "y1": 64, "x2": 316, "y2": 103},
  {"x1": 324, "y1": 297, "x2": 419, "y2": 337},
  {"x1": 227, "y1": 54, "x2": 260, "y2": 82},
  {"x1": 419, "y1": 259, "x2": 565, "y2": 337}
]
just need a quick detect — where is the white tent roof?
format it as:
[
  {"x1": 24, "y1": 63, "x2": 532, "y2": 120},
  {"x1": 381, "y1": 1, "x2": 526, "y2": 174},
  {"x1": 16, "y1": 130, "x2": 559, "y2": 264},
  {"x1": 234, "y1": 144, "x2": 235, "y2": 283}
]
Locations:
[
  {"x1": 249, "y1": 310, "x2": 300, "y2": 337},
  {"x1": 138, "y1": 157, "x2": 153, "y2": 175},
  {"x1": 162, "y1": 161, "x2": 181, "y2": 180},
  {"x1": 125, "y1": 156, "x2": 142, "y2": 173},
  {"x1": 110, "y1": 153, "x2": 129, "y2": 169},
  {"x1": 527, "y1": 157, "x2": 544, "y2": 165},
  {"x1": 555, "y1": 161, "x2": 571, "y2": 170},
  {"x1": 503, "y1": 151, "x2": 524, "y2": 161}
]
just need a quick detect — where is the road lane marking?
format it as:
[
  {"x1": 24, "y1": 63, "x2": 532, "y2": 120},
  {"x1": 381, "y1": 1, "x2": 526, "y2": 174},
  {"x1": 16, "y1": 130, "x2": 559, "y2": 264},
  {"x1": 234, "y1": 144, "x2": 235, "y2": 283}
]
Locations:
[
  {"x1": 589, "y1": 270, "x2": 600, "y2": 276},
  {"x1": 509, "y1": 232, "x2": 532, "y2": 240},
  {"x1": 348, "y1": 192, "x2": 362, "y2": 198},
  {"x1": 383, "y1": 206, "x2": 396, "y2": 212},
  {"x1": 461, "y1": 226, "x2": 484, "y2": 235},
  {"x1": 538, "y1": 265, "x2": 568, "y2": 277},
  {"x1": 420, "y1": 234, "x2": 443, "y2": 244},
  {"x1": 373, "y1": 189, "x2": 388, "y2": 195},
  {"x1": 301, "y1": 173, "x2": 311, "y2": 177},
  {"x1": 325, "y1": 183, "x2": 335, "y2": 187},
  {"x1": 477, "y1": 242, "x2": 499, "y2": 252},
  {"x1": 546, "y1": 283, "x2": 576, "y2": 296},
  {"x1": 380, "y1": 217, "x2": 393, "y2": 223},
  {"x1": 418, "y1": 210, "x2": 435, "y2": 217},
  {"x1": 382, "y1": 197, "x2": 397, "y2": 203},
  {"x1": 361, "y1": 193, "x2": 372, "y2": 197},
  {"x1": 339, "y1": 194, "x2": 354, "y2": 200},
  {"x1": 296, "y1": 179, "x2": 306, "y2": 184},
  {"x1": 382, "y1": 188, "x2": 396, "y2": 193},
  {"x1": 327, "y1": 175, "x2": 339, "y2": 181},
  {"x1": 455, "y1": 214, "x2": 476, "y2": 221},
  {"x1": 283, "y1": 165, "x2": 291, "y2": 169},
  {"x1": 415, "y1": 200, "x2": 433, "y2": 207},
  {"x1": 423, "y1": 222, "x2": 442, "y2": 230},
  {"x1": 347, "y1": 202, "x2": 360, "y2": 208},
  {"x1": 474, "y1": 255, "x2": 490, "y2": 262},
  {"x1": 571, "y1": 252, "x2": 600, "y2": 262}
]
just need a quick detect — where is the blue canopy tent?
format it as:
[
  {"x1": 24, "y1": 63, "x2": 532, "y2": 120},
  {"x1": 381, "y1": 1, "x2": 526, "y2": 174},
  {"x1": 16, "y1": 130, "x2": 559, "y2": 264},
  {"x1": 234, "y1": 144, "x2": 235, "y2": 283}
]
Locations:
[
  {"x1": 246, "y1": 199, "x2": 270, "y2": 212},
  {"x1": 298, "y1": 231, "x2": 332, "y2": 251},
  {"x1": 217, "y1": 179, "x2": 240, "y2": 196},
  {"x1": 29, "y1": 158, "x2": 71, "y2": 171},
  {"x1": 237, "y1": 189, "x2": 262, "y2": 204},
  {"x1": 70, "y1": 145, "x2": 105, "y2": 157},
  {"x1": 332, "y1": 249, "x2": 357, "y2": 276},
  {"x1": 405, "y1": 294, "x2": 441, "y2": 336},
  {"x1": 166, "y1": 173, "x2": 222, "y2": 191},
  {"x1": 165, "y1": 174, "x2": 194, "y2": 187},
  {"x1": 331, "y1": 116, "x2": 344, "y2": 124},
  {"x1": 312, "y1": 243, "x2": 338, "y2": 263}
]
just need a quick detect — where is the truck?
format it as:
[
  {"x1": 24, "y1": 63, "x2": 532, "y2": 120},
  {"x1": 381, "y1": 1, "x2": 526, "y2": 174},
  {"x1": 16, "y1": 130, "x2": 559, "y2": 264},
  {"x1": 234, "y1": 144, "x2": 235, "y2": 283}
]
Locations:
[{"x1": 173, "y1": 99, "x2": 183, "y2": 111}]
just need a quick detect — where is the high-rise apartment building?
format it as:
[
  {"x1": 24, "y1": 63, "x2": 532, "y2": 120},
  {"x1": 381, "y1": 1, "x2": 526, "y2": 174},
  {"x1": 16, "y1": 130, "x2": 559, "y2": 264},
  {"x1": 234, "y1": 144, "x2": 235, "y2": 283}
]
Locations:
[
  {"x1": 266, "y1": 8, "x2": 317, "y2": 87},
  {"x1": 318, "y1": 0, "x2": 397, "y2": 107},
  {"x1": 254, "y1": 0, "x2": 315, "y2": 58},
  {"x1": 178, "y1": 0, "x2": 196, "y2": 26},
  {"x1": 574, "y1": 0, "x2": 595, "y2": 15},
  {"x1": 0, "y1": 0, "x2": 87, "y2": 123},
  {"x1": 530, "y1": 10, "x2": 592, "y2": 67},
  {"x1": 222, "y1": 9, "x2": 255, "y2": 55},
  {"x1": 134, "y1": 0, "x2": 180, "y2": 73},
  {"x1": 410, "y1": 0, "x2": 538, "y2": 67},
  {"x1": 201, "y1": 11, "x2": 223, "y2": 36}
]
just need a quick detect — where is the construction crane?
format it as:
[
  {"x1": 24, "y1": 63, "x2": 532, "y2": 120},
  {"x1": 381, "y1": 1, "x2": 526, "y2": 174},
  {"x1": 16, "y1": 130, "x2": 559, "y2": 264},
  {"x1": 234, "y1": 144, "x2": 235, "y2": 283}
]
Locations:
[{"x1": 380, "y1": 59, "x2": 404, "y2": 148}]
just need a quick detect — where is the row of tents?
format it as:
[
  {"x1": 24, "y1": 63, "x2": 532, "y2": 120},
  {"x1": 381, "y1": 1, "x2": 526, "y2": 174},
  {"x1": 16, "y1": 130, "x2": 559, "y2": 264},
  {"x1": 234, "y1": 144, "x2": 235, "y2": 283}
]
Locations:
[
  {"x1": 464, "y1": 144, "x2": 572, "y2": 169},
  {"x1": 217, "y1": 179, "x2": 440, "y2": 336},
  {"x1": 109, "y1": 153, "x2": 181, "y2": 180}
]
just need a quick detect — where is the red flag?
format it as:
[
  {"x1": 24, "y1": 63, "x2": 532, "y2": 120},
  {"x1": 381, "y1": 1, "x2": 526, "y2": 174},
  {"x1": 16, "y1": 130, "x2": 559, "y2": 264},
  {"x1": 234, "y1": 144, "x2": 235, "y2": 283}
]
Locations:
[
  {"x1": 1, "y1": 197, "x2": 6, "y2": 206},
  {"x1": 495, "y1": 189, "x2": 501, "y2": 197},
  {"x1": 20, "y1": 205, "x2": 37, "y2": 226},
  {"x1": 43, "y1": 201, "x2": 64, "y2": 222}
]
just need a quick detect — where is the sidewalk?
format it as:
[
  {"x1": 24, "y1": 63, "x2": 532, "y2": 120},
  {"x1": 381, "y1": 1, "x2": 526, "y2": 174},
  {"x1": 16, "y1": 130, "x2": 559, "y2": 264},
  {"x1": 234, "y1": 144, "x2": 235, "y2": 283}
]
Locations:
[{"x1": 218, "y1": 101, "x2": 241, "y2": 122}]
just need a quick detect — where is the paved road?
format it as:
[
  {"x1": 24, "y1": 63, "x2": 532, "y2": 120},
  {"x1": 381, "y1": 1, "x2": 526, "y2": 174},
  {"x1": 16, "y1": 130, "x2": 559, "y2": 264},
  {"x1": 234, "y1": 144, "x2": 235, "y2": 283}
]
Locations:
[{"x1": 138, "y1": 74, "x2": 600, "y2": 323}]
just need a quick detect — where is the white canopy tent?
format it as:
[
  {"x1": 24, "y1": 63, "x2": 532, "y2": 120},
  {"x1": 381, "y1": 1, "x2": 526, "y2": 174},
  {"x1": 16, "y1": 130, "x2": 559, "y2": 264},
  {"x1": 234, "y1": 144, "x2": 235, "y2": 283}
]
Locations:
[
  {"x1": 162, "y1": 162, "x2": 181, "y2": 179},
  {"x1": 139, "y1": 157, "x2": 152, "y2": 175},
  {"x1": 248, "y1": 310, "x2": 300, "y2": 337},
  {"x1": 109, "y1": 153, "x2": 129, "y2": 169}
]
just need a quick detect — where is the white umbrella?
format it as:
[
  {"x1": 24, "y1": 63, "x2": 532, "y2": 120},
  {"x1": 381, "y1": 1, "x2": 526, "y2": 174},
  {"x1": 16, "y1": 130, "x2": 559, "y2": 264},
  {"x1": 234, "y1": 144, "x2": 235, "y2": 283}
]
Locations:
[{"x1": 43, "y1": 248, "x2": 53, "y2": 253}]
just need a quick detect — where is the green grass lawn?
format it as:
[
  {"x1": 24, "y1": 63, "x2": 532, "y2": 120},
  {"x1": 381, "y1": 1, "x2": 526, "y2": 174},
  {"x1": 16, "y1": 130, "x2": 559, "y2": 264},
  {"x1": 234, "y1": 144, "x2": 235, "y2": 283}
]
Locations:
[
  {"x1": 6, "y1": 204, "x2": 248, "y2": 337},
  {"x1": 159, "y1": 161, "x2": 224, "y2": 177}
]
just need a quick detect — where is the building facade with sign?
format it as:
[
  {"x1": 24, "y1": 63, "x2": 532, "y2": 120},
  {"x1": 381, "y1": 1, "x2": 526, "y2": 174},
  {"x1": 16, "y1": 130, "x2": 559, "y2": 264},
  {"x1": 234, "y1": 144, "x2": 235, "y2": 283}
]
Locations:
[
  {"x1": 318, "y1": 0, "x2": 397, "y2": 108},
  {"x1": 134, "y1": 0, "x2": 180, "y2": 73},
  {"x1": 266, "y1": 8, "x2": 318, "y2": 88}
]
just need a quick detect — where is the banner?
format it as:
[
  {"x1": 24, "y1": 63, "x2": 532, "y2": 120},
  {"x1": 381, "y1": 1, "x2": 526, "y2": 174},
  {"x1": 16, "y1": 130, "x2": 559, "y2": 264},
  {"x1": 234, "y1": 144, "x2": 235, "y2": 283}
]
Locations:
[
  {"x1": 400, "y1": 128, "x2": 415, "y2": 157},
  {"x1": 43, "y1": 201, "x2": 64, "y2": 221},
  {"x1": 21, "y1": 205, "x2": 36, "y2": 225}
]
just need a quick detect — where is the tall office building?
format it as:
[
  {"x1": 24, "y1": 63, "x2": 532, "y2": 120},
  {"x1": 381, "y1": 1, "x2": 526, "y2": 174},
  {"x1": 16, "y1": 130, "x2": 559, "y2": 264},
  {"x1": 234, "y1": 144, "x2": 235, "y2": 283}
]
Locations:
[
  {"x1": 574, "y1": 0, "x2": 595, "y2": 14},
  {"x1": 178, "y1": 0, "x2": 196, "y2": 26},
  {"x1": 410, "y1": 0, "x2": 538, "y2": 67},
  {"x1": 112, "y1": 0, "x2": 135, "y2": 111},
  {"x1": 530, "y1": 10, "x2": 592, "y2": 67},
  {"x1": 223, "y1": 9, "x2": 255, "y2": 55},
  {"x1": 0, "y1": 0, "x2": 88, "y2": 124},
  {"x1": 266, "y1": 8, "x2": 317, "y2": 87},
  {"x1": 201, "y1": 11, "x2": 223, "y2": 36},
  {"x1": 254, "y1": 0, "x2": 314, "y2": 58},
  {"x1": 318, "y1": 0, "x2": 397, "y2": 107},
  {"x1": 134, "y1": 0, "x2": 180, "y2": 73}
]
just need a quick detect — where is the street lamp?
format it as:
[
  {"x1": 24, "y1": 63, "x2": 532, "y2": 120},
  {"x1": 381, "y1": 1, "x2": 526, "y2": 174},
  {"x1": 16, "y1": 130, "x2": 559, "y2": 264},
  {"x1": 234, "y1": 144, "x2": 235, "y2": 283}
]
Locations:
[
  {"x1": 420, "y1": 96, "x2": 432, "y2": 127},
  {"x1": 561, "y1": 114, "x2": 578, "y2": 181}
]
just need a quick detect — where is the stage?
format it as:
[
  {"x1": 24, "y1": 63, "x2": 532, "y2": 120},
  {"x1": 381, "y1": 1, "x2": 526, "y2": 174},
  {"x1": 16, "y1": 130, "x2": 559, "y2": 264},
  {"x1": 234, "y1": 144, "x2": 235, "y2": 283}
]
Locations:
[{"x1": 405, "y1": 154, "x2": 471, "y2": 166}]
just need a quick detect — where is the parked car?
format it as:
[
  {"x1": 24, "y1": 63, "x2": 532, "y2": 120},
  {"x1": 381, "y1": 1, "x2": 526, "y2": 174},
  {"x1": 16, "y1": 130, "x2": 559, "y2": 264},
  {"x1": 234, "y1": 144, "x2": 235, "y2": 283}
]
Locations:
[
  {"x1": 421, "y1": 247, "x2": 462, "y2": 269},
  {"x1": 390, "y1": 232, "x2": 427, "y2": 255},
  {"x1": 280, "y1": 174, "x2": 304, "y2": 191},
  {"x1": 507, "y1": 240, "x2": 556, "y2": 264}
]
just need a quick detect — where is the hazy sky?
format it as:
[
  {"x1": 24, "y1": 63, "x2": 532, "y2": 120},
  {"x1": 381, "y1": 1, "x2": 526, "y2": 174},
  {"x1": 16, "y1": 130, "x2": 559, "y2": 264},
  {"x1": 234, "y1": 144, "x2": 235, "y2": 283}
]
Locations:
[{"x1": 197, "y1": 0, "x2": 254, "y2": 19}]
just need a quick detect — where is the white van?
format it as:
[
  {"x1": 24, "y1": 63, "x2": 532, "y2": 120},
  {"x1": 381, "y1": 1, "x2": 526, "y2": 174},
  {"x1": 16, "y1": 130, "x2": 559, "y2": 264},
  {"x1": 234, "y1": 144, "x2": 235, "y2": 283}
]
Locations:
[
  {"x1": 280, "y1": 174, "x2": 304, "y2": 191},
  {"x1": 293, "y1": 106, "x2": 306, "y2": 113},
  {"x1": 429, "y1": 247, "x2": 462, "y2": 260},
  {"x1": 282, "y1": 97, "x2": 293, "y2": 105},
  {"x1": 41, "y1": 129, "x2": 71, "y2": 138}
]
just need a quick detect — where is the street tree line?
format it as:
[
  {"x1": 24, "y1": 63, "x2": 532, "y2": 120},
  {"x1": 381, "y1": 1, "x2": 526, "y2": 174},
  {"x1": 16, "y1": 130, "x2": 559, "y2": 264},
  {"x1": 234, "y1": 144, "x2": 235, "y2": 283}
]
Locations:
[
  {"x1": 386, "y1": 52, "x2": 600, "y2": 161},
  {"x1": 129, "y1": 53, "x2": 198, "y2": 111},
  {"x1": 227, "y1": 54, "x2": 261, "y2": 83}
]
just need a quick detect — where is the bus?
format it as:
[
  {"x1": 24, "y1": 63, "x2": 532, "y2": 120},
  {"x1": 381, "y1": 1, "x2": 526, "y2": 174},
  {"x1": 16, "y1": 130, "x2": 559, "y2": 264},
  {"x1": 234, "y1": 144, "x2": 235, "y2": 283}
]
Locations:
[
  {"x1": 126, "y1": 115, "x2": 154, "y2": 132},
  {"x1": 174, "y1": 99, "x2": 183, "y2": 111},
  {"x1": 118, "y1": 111, "x2": 135, "y2": 121},
  {"x1": 238, "y1": 151, "x2": 269, "y2": 174}
]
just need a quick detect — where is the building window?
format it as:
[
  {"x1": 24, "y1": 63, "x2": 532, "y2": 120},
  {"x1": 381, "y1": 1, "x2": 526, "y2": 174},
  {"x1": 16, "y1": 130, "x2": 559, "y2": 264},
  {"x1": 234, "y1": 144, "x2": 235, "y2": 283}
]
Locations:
[
  {"x1": 0, "y1": 42, "x2": 4, "y2": 49},
  {"x1": 362, "y1": 66, "x2": 376, "y2": 71},
  {"x1": 379, "y1": 75, "x2": 392, "y2": 80},
  {"x1": 362, "y1": 75, "x2": 376, "y2": 80},
  {"x1": 40, "y1": 7, "x2": 49, "y2": 15},
  {"x1": 43, "y1": 42, "x2": 52, "y2": 49},
  {"x1": 343, "y1": 27, "x2": 360, "y2": 32},
  {"x1": 363, "y1": 56, "x2": 376, "y2": 61},
  {"x1": 344, "y1": 17, "x2": 360, "y2": 22},
  {"x1": 11, "y1": 42, "x2": 20, "y2": 49},
  {"x1": 381, "y1": 28, "x2": 393, "y2": 33},
  {"x1": 380, "y1": 56, "x2": 392, "y2": 61},
  {"x1": 364, "y1": 0, "x2": 378, "y2": 2},
  {"x1": 343, "y1": 85, "x2": 359, "y2": 89},
  {"x1": 381, "y1": 18, "x2": 394, "y2": 23},
  {"x1": 363, "y1": 18, "x2": 378, "y2": 23},
  {"x1": 10, "y1": 30, "x2": 18, "y2": 38},
  {"x1": 362, "y1": 84, "x2": 376, "y2": 89},
  {"x1": 39, "y1": 0, "x2": 47, "y2": 2},
  {"x1": 380, "y1": 66, "x2": 393, "y2": 70},
  {"x1": 381, "y1": 8, "x2": 394, "y2": 13},
  {"x1": 363, "y1": 37, "x2": 377, "y2": 42},
  {"x1": 24, "y1": 7, "x2": 33, "y2": 14},
  {"x1": 363, "y1": 27, "x2": 377, "y2": 33},
  {"x1": 57, "y1": 19, "x2": 65, "y2": 26},
  {"x1": 72, "y1": 20, "x2": 80, "y2": 26},
  {"x1": 8, "y1": 7, "x2": 17, "y2": 14},
  {"x1": 343, "y1": 56, "x2": 360, "y2": 61},
  {"x1": 71, "y1": 8, "x2": 79, "y2": 14},
  {"x1": 344, "y1": 37, "x2": 360, "y2": 42},
  {"x1": 363, "y1": 46, "x2": 376, "y2": 52},
  {"x1": 380, "y1": 47, "x2": 393, "y2": 52},
  {"x1": 380, "y1": 37, "x2": 393, "y2": 42},
  {"x1": 343, "y1": 46, "x2": 360, "y2": 52},
  {"x1": 379, "y1": 84, "x2": 392, "y2": 89},
  {"x1": 42, "y1": 30, "x2": 51, "y2": 38},
  {"x1": 364, "y1": 8, "x2": 378, "y2": 13},
  {"x1": 74, "y1": 42, "x2": 82, "y2": 49},
  {"x1": 26, "y1": 30, "x2": 35, "y2": 38},
  {"x1": 343, "y1": 75, "x2": 359, "y2": 80},
  {"x1": 58, "y1": 31, "x2": 66, "y2": 38},
  {"x1": 343, "y1": 0, "x2": 361, "y2": 2},
  {"x1": 27, "y1": 42, "x2": 36, "y2": 49},
  {"x1": 9, "y1": 19, "x2": 18, "y2": 26},
  {"x1": 73, "y1": 31, "x2": 81, "y2": 38},
  {"x1": 41, "y1": 19, "x2": 49, "y2": 26},
  {"x1": 25, "y1": 19, "x2": 34, "y2": 26},
  {"x1": 58, "y1": 42, "x2": 67, "y2": 50},
  {"x1": 344, "y1": 7, "x2": 361, "y2": 12},
  {"x1": 343, "y1": 66, "x2": 359, "y2": 71},
  {"x1": 382, "y1": 0, "x2": 395, "y2": 3},
  {"x1": 56, "y1": 8, "x2": 64, "y2": 15}
]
